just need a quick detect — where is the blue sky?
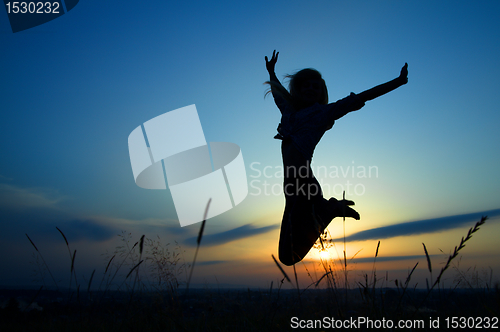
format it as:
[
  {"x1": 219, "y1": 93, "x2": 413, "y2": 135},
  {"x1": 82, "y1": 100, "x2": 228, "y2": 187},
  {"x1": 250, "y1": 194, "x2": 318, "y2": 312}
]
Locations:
[{"x1": 1, "y1": 1, "x2": 499, "y2": 289}]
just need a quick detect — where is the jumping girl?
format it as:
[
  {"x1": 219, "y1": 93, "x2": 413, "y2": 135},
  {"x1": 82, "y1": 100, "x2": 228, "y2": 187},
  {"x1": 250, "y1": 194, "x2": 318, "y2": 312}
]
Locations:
[{"x1": 265, "y1": 50, "x2": 408, "y2": 265}]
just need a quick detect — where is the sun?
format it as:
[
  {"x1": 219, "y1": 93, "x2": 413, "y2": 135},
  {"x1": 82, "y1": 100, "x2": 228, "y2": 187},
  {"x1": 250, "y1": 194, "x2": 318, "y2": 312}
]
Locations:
[{"x1": 319, "y1": 249, "x2": 330, "y2": 260}]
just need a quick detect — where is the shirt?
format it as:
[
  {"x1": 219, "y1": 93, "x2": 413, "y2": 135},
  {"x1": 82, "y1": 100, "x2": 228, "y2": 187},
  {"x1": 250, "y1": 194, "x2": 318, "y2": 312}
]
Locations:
[{"x1": 273, "y1": 92, "x2": 365, "y2": 160}]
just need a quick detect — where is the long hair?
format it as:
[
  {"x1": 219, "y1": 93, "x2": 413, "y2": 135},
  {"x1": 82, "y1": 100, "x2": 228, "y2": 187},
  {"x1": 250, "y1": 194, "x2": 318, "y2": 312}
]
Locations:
[{"x1": 265, "y1": 68, "x2": 328, "y2": 111}]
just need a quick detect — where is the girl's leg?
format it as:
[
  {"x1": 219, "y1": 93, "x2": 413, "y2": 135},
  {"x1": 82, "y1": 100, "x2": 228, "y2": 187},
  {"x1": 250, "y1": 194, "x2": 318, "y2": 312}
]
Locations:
[
  {"x1": 279, "y1": 142, "x2": 326, "y2": 265},
  {"x1": 278, "y1": 142, "x2": 359, "y2": 265},
  {"x1": 281, "y1": 142, "x2": 323, "y2": 203},
  {"x1": 281, "y1": 142, "x2": 359, "y2": 223}
]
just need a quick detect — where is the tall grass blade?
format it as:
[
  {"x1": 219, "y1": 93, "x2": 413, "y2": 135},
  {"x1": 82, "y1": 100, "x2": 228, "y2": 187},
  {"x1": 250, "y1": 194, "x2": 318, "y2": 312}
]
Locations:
[
  {"x1": 342, "y1": 191, "x2": 348, "y2": 303},
  {"x1": 272, "y1": 254, "x2": 291, "y2": 284},
  {"x1": 71, "y1": 250, "x2": 76, "y2": 273},
  {"x1": 126, "y1": 260, "x2": 144, "y2": 279},
  {"x1": 26, "y1": 233, "x2": 59, "y2": 291},
  {"x1": 432, "y1": 216, "x2": 487, "y2": 288},
  {"x1": 405, "y1": 262, "x2": 418, "y2": 287},
  {"x1": 186, "y1": 199, "x2": 211, "y2": 293},
  {"x1": 26, "y1": 234, "x2": 39, "y2": 252},
  {"x1": 422, "y1": 243, "x2": 432, "y2": 273},
  {"x1": 371, "y1": 241, "x2": 381, "y2": 292},
  {"x1": 314, "y1": 271, "x2": 332, "y2": 287},
  {"x1": 55, "y1": 227, "x2": 78, "y2": 291},
  {"x1": 396, "y1": 262, "x2": 418, "y2": 312},
  {"x1": 88, "y1": 269, "x2": 95, "y2": 293},
  {"x1": 56, "y1": 226, "x2": 69, "y2": 247},
  {"x1": 139, "y1": 235, "x2": 145, "y2": 255},
  {"x1": 197, "y1": 220, "x2": 206, "y2": 246},
  {"x1": 105, "y1": 254, "x2": 115, "y2": 274},
  {"x1": 413, "y1": 216, "x2": 488, "y2": 317}
]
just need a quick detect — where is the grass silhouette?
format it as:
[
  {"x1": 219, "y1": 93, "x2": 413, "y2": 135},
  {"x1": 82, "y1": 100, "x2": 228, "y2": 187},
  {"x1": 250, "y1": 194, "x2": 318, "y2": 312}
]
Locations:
[{"x1": 4, "y1": 211, "x2": 498, "y2": 331}]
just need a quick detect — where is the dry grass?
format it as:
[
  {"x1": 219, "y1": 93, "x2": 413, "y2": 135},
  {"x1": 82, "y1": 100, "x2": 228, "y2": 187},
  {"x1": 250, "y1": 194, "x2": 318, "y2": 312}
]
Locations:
[
  {"x1": 270, "y1": 215, "x2": 498, "y2": 323},
  {"x1": 7, "y1": 212, "x2": 497, "y2": 331}
]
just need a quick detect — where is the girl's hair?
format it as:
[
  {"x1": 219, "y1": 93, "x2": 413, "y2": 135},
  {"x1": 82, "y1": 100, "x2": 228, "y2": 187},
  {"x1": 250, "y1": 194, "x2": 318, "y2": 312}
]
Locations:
[{"x1": 265, "y1": 68, "x2": 329, "y2": 110}]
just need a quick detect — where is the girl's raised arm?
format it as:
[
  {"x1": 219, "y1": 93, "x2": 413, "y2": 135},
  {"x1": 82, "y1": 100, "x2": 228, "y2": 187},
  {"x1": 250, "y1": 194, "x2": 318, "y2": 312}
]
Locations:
[
  {"x1": 357, "y1": 63, "x2": 408, "y2": 103},
  {"x1": 265, "y1": 50, "x2": 292, "y2": 113},
  {"x1": 265, "y1": 50, "x2": 280, "y2": 83}
]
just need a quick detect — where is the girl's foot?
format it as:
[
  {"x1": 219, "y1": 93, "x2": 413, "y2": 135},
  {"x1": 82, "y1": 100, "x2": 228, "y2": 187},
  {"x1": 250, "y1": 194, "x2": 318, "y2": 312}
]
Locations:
[
  {"x1": 312, "y1": 197, "x2": 360, "y2": 231},
  {"x1": 328, "y1": 197, "x2": 360, "y2": 220}
]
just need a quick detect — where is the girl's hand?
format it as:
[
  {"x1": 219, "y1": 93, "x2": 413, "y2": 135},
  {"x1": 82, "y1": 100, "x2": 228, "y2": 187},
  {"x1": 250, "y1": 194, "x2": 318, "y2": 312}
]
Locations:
[
  {"x1": 265, "y1": 50, "x2": 279, "y2": 74},
  {"x1": 399, "y1": 63, "x2": 408, "y2": 84}
]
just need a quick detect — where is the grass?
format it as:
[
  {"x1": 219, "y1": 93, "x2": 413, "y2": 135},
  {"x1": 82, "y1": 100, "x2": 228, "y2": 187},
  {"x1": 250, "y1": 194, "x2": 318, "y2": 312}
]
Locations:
[
  {"x1": 2, "y1": 211, "x2": 498, "y2": 331},
  {"x1": 269, "y1": 215, "x2": 498, "y2": 328}
]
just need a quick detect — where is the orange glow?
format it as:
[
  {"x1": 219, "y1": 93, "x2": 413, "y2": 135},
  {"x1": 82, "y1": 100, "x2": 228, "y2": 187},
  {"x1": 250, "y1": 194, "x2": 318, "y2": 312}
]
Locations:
[{"x1": 319, "y1": 249, "x2": 330, "y2": 260}]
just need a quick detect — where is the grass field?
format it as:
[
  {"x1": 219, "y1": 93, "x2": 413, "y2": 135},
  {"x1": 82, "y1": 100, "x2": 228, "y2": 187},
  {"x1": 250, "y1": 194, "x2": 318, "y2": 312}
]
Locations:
[{"x1": 1, "y1": 215, "x2": 498, "y2": 331}]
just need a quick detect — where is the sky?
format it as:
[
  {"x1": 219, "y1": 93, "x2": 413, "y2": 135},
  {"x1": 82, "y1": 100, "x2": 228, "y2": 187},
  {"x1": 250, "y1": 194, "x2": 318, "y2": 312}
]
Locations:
[{"x1": 1, "y1": 0, "x2": 499, "y2": 290}]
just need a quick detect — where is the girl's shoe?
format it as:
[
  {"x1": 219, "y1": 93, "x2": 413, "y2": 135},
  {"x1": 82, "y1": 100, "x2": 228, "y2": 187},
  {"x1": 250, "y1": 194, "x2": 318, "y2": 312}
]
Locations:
[{"x1": 328, "y1": 197, "x2": 360, "y2": 220}]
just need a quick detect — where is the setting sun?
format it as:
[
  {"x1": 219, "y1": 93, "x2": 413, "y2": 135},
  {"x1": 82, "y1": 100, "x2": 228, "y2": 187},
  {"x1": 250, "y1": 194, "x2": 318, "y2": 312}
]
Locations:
[{"x1": 318, "y1": 249, "x2": 330, "y2": 260}]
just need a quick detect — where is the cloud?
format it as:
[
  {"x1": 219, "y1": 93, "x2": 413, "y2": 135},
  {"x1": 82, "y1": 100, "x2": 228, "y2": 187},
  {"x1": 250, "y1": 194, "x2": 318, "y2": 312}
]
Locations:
[
  {"x1": 0, "y1": 207, "x2": 119, "y2": 244},
  {"x1": 184, "y1": 223, "x2": 279, "y2": 247},
  {"x1": 54, "y1": 219, "x2": 116, "y2": 242},
  {"x1": 349, "y1": 254, "x2": 437, "y2": 264},
  {"x1": 0, "y1": 183, "x2": 65, "y2": 209},
  {"x1": 94, "y1": 216, "x2": 190, "y2": 237},
  {"x1": 0, "y1": 182, "x2": 191, "y2": 245},
  {"x1": 307, "y1": 255, "x2": 438, "y2": 264},
  {"x1": 0, "y1": 200, "x2": 189, "y2": 247},
  {"x1": 0, "y1": 184, "x2": 116, "y2": 244},
  {"x1": 196, "y1": 260, "x2": 226, "y2": 266},
  {"x1": 0, "y1": 175, "x2": 14, "y2": 181},
  {"x1": 330, "y1": 208, "x2": 500, "y2": 243}
]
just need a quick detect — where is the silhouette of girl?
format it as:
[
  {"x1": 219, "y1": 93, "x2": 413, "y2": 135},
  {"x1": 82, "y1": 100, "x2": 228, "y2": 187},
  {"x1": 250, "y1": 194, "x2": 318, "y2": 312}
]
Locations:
[{"x1": 265, "y1": 50, "x2": 408, "y2": 265}]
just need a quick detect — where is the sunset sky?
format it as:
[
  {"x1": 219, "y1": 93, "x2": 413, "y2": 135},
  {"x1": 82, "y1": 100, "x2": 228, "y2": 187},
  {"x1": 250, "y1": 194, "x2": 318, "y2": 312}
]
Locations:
[{"x1": 1, "y1": 1, "x2": 499, "y2": 290}]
